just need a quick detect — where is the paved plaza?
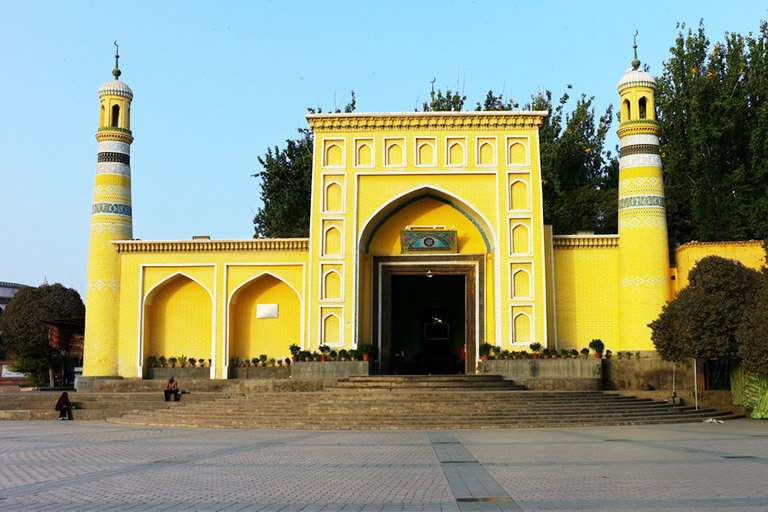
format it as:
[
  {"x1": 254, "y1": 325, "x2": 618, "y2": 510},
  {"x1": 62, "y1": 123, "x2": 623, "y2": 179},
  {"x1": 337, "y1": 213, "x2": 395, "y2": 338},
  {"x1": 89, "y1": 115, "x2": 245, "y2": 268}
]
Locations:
[{"x1": 0, "y1": 419, "x2": 766, "y2": 512}]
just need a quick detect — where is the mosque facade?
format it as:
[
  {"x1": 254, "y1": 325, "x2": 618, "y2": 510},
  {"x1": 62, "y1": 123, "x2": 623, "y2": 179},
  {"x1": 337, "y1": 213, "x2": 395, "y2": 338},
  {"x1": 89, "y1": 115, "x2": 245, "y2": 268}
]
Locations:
[{"x1": 82, "y1": 53, "x2": 764, "y2": 380}]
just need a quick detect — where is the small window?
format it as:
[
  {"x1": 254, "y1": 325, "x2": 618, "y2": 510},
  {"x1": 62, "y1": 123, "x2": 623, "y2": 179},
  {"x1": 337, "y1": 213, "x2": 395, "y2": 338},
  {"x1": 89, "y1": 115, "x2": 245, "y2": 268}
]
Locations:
[
  {"x1": 111, "y1": 105, "x2": 120, "y2": 127},
  {"x1": 622, "y1": 99, "x2": 631, "y2": 121},
  {"x1": 638, "y1": 97, "x2": 647, "y2": 119}
]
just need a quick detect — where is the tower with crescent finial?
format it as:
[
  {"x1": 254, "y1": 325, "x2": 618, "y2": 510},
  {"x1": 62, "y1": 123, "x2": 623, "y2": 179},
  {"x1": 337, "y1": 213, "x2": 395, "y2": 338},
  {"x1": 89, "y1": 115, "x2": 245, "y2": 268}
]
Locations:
[
  {"x1": 616, "y1": 34, "x2": 672, "y2": 351},
  {"x1": 82, "y1": 43, "x2": 134, "y2": 377}
]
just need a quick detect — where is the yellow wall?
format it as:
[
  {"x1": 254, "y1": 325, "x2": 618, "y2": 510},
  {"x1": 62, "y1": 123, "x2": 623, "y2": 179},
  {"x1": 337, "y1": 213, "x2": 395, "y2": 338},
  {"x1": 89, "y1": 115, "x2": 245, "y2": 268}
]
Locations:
[
  {"x1": 229, "y1": 274, "x2": 301, "y2": 361},
  {"x1": 145, "y1": 274, "x2": 212, "y2": 361},
  {"x1": 675, "y1": 241, "x2": 765, "y2": 291},
  {"x1": 306, "y1": 112, "x2": 549, "y2": 355},
  {"x1": 115, "y1": 240, "x2": 308, "y2": 378},
  {"x1": 552, "y1": 236, "x2": 619, "y2": 351}
]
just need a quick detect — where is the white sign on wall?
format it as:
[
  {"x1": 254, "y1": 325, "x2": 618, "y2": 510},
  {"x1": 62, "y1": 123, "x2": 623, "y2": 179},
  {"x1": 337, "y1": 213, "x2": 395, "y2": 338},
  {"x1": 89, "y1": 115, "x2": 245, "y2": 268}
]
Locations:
[{"x1": 256, "y1": 304, "x2": 278, "y2": 319}]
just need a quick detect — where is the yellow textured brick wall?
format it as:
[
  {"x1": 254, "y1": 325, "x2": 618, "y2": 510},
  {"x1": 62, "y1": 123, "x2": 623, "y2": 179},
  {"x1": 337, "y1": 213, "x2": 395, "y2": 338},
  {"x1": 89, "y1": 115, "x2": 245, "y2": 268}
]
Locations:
[
  {"x1": 675, "y1": 241, "x2": 765, "y2": 291},
  {"x1": 553, "y1": 237, "x2": 619, "y2": 351},
  {"x1": 115, "y1": 241, "x2": 308, "y2": 378}
]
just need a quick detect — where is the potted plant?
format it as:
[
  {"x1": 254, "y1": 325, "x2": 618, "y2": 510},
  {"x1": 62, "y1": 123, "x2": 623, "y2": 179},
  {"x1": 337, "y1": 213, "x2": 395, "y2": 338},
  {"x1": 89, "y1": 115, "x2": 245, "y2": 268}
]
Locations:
[
  {"x1": 198, "y1": 358, "x2": 206, "y2": 367},
  {"x1": 188, "y1": 357, "x2": 197, "y2": 367},
  {"x1": 259, "y1": 354, "x2": 268, "y2": 367},
  {"x1": 520, "y1": 350, "x2": 528, "y2": 359},
  {"x1": 542, "y1": 348, "x2": 551, "y2": 359},
  {"x1": 570, "y1": 348, "x2": 579, "y2": 359},
  {"x1": 250, "y1": 357, "x2": 258, "y2": 366},
  {"x1": 289, "y1": 344, "x2": 301, "y2": 361},
  {"x1": 501, "y1": 349, "x2": 510, "y2": 360},
  {"x1": 284, "y1": 358, "x2": 291, "y2": 366},
  {"x1": 338, "y1": 349, "x2": 349, "y2": 361},
  {"x1": 604, "y1": 349, "x2": 612, "y2": 360},
  {"x1": 634, "y1": 352, "x2": 641, "y2": 360},
  {"x1": 479, "y1": 342, "x2": 493, "y2": 360},
  {"x1": 146, "y1": 355, "x2": 158, "y2": 367},
  {"x1": 348, "y1": 349, "x2": 358, "y2": 361},
  {"x1": 589, "y1": 339, "x2": 604, "y2": 358},
  {"x1": 329, "y1": 350, "x2": 338, "y2": 361},
  {"x1": 168, "y1": 357, "x2": 178, "y2": 367},
  {"x1": 158, "y1": 356, "x2": 167, "y2": 367},
  {"x1": 580, "y1": 348, "x2": 589, "y2": 359},
  {"x1": 358, "y1": 344, "x2": 374, "y2": 361},
  {"x1": 529, "y1": 342, "x2": 542, "y2": 359}
]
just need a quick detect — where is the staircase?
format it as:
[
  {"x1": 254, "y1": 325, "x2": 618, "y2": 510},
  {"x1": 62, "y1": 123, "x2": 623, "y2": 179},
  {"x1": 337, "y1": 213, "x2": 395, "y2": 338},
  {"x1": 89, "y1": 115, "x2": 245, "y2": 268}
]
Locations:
[{"x1": 106, "y1": 375, "x2": 741, "y2": 429}]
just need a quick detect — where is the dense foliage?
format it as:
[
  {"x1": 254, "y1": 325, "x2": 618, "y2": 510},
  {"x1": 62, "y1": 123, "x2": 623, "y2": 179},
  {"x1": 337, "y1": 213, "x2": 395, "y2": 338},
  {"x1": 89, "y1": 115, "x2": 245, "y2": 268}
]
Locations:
[
  {"x1": 650, "y1": 257, "x2": 764, "y2": 366},
  {"x1": 0, "y1": 283, "x2": 84, "y2": 385},
  {"x1": 657, "y1": 21, "x2": 768, "y2": 246},
  {"x1": 735, "y1": 275, "x2": 768, "y2": 373}
]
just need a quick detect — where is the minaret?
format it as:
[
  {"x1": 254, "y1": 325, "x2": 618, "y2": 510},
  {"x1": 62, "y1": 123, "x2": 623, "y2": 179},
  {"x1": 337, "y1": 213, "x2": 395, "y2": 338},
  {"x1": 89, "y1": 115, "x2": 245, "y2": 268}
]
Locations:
[
  {"x1": 617, "y1": 36, "x2": 672, "y2": 351},
  {"x1": 83, "y1": 43, "x2": 134, "y2": 377}
]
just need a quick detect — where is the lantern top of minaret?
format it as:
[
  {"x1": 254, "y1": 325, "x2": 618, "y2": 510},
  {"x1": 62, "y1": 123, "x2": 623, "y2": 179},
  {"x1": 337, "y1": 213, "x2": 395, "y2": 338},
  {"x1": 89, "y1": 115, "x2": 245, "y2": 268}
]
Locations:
[
  {"x1": 617, "y1": 31, "x2": 656, "y2": 92},
  {"x1": 98, "y1": 41, "x2": 133, "y2": 99}
]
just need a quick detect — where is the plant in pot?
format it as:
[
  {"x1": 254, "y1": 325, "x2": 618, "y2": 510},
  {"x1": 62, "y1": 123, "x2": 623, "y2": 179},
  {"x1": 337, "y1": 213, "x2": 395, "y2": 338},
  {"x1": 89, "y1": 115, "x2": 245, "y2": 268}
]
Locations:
[
  {"x1": 520, "y1": 350, "x2": 528, "y2": 359},
  {"x1": 479, "y1": 342, "x2": 494, "y2": 360},
  {"x1": 529, "y1": 342, "x2": 542, "y2": 359},
  {"x1": 188, "y1": 357, "x2": 197, "y2": 367},
  {"x1": 329, "y1": 350, "x2": 337, "y2": 361},
  {"x1": 168, "y1": 357, "x2": 178, "y2": 367},
  {"x1": 198, "y1": 358, "x2": 206, "y2": 367},
  {"x1": 289, "y1": 344, "x2": 301, "y2": 361},
  {"x1": 300, "y1": 350, "x2": 311, "y2": 362},
  {"x1": 146, "y1": 355, "x2": 158, "y2": 367},
  {"x1": 358, "y1": 344, "x2": 374, "y2": 361},
  {"x1": 348, "y1": 349, "x2": 358, "y2": 361},
  {"x1": 510, "y1": 350, "x2": 519, "y2": 360},
  {"x1": 250, "y1": 357, "x2": 258, "y2": 367},
  {"x1": 158, "y1": 356, "x2": 167, "y2": 367},
  {"x1": 338, "y1": 349, "x2": 348, "y2": 361},
  {"x1": 589, "y1": 339, "x2": 604, "y2": 358},
  {"x1": 259, "y1": 354, "x2": 268, "y2": 367},
  {"x1": 268, "y1": 357, "x2": 276, "y2": 367},
  {"x1": 501, "y1": 349, "x2": 510, "y2": 360},
  {"x1": 604, "y1": 349, "x2": 612, "y2": 360},
  {"x1": 318, "y1": 344, "x2": 331, "y2": 361},
  {"x1": 542, "y1": 348, "x2": 551, "y2": 359},
  {"x1": 570, "y1": 348, "x2": 579, "y2": 359},
  {"x1": 284, "y1": 357, "x2": 291, "y2": 366},
  {"x1": 560, "y1": 348, "x2": 568, "y2": 359},
  {"x1": 580, "y1": 348, "x2": 589, "y2": 359},
  {"x1": 179, "y1": 355, "x2": 188, "y2": 367}
]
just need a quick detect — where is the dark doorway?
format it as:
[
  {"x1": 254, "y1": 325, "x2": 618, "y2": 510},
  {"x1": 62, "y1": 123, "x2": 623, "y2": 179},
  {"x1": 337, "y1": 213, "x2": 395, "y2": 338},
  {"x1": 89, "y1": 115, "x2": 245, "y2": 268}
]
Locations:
[{"x1": 389, "y1": 274, "x2": 465, "y2": 375}]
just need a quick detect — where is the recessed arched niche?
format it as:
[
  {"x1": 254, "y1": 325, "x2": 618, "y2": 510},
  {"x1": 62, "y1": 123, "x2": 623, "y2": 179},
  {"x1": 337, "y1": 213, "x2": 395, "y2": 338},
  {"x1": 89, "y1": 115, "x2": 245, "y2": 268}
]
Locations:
[
  {"x1": 508, "y1": 140, "x2": 528, "y2": 165},
  {"x1": 322, "y1": 313, "x2": 341, "y2": 345},
  {"x1": 513, "y1": 269, "x2": 531, "y2": 299},
  {"x1": 513, "y1": 312, "x2": 532, "y2": 344},
  {"x1": 323, "y1": 181, "x2": 343, "y2": 213},
  {"x1": 510, "y1": 223, "x2": 530, "y2": 255},
  {"x1": 509, "y1": 179, "x2": 528, "y2": 210}
]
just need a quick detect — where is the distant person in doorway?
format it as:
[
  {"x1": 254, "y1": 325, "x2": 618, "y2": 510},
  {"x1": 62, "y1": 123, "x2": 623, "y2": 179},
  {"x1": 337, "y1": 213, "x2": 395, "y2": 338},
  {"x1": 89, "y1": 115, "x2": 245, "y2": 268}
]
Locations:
[
  {"x1": 164, "y1": 377, "x2": 180, "y2": 401},
  {"x1": 393, "y1": 351, "x2": 405, "y2": 374},
  {"x1": 55, "y1": 392, "x2": 73, "y2": 420}
]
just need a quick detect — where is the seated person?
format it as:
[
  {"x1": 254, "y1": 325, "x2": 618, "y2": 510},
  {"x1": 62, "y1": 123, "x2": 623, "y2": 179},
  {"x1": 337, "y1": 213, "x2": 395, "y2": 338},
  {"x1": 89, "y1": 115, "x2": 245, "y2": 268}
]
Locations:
[
  {"x1": 164, "y1": 377, "x2": 180, "y2": 401},
  {"x1": 55, "y1": 391, "x2": 74, "y2": 420}
]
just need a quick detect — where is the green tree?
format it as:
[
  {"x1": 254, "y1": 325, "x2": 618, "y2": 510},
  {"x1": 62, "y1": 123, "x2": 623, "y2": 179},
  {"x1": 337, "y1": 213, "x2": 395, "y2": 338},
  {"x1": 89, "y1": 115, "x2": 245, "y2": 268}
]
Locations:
[
  {"x1": 656, "y1": 21, "x2": 768, "y2": 246},
  {"x1": 252, "y1": 93, "x2": 356, "y2": 238},
  {"x1": 526, "y1": 88, "x2": 618, "y2": 234},
  {"x1": 0, "y1": 283, "x2": 84, "y2": 385},
  {"x1": 736, "y1": 278, "x2": 768, "y2": 373},
  {"x1": 650, "y1": 256, "x2": 762, "y2": 363}
]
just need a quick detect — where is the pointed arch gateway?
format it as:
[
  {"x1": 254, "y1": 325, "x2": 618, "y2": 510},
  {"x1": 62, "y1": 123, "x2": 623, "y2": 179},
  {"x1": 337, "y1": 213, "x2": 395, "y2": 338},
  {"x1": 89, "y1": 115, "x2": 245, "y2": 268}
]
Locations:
[{"x1": 358, "y1": 186, "x2": 494, "y2": 375}]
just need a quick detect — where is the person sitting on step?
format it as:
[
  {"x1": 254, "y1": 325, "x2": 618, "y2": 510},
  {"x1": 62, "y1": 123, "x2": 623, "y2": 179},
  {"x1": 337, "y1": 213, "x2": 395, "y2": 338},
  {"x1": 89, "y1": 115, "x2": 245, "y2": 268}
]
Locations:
[
  {"x1": 164, "y1": 377, "x2": 180, "y2": 402},
  {"x1": 55, "y1": 391, "x2": 74, "y2": 420}
]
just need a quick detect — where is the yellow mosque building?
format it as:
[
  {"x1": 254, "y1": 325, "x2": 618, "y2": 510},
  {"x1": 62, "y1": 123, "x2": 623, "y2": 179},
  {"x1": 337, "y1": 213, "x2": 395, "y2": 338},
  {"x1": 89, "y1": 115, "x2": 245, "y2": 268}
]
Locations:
[{"x1": 82, "y1": 50, "x2": 764, "y2": 381}]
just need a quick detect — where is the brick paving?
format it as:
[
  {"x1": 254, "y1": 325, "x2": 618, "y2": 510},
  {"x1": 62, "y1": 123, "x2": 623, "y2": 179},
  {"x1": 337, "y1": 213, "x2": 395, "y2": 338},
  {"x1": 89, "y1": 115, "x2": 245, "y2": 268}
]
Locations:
[{"x1": 0, "y1": 420, "x2": 766, "y2": 511}]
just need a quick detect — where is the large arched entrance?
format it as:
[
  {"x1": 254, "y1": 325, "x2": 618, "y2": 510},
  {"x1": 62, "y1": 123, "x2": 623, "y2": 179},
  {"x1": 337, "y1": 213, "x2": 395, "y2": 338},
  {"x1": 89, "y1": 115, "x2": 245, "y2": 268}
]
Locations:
[{"x1": 359, "y1": 187, "x2": 493, "y2": 375}]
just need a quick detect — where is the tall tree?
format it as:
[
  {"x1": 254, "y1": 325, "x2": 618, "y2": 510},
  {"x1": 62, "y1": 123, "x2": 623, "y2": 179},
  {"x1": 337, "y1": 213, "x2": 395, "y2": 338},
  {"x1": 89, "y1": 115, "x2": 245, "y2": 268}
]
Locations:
[
  {"x1": 650, "y1": 256, "x2": 762, "y2": 363},
  {"x1": 656, "y1": 21, "x2": 768, "y2": 246},
  {"x1": 252, "y1": 93, "x2": 356, "y2": 238},
  {"x1": 0, "y1": 283, "x2": 84, "y2": 385}
]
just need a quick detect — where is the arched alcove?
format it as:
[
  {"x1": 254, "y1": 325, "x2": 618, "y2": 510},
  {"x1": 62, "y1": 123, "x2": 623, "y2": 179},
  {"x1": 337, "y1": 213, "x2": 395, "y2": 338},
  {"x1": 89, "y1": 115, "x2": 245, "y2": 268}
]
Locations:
[
  {"x1": 417, "y1": 141, "x2": 434, "y2": 166},
  {"x1": 511, "y1": 223, "x2": 530, "y2": 254},
  {"x1": 509, "y1": 180, "x2": 528, "y2": 210},
  {"x1": 322, "y1": 270, "x2": 342, "y2": 300},
  {"x1": 229, "y1": 273, "x2": 301, "y2": 361},
  {"x1": 323, "y1": 226, "x2": 343, "y2": 256},
  {"x1": 513, "y1": 313, "x2": 532, "y2": 344},
  {"x1": 322, "y1": 313, "x2": 341, "y2": 345},
  {"x1": 478, "y1": 142, "x2": 494, "y2": 165},
  {"x1": 513, "y1": 269, "x2": 531, "y2": 299},
  {"x1": 386, "y1": 142, "x2": 404, "y2": 166},
  {"x1": 448, "y1": 142, "x2": 464, "y2": 165},
  {"x1": 324, "y1": 182, "x2": 343, "y2": 212},
  {"x1": 143, "y1": 274, "x2": 212, "y2": 362},
  {"x1": 356, "y1": 143, "x2": 372, "y2": 166},
  {"x1": 111, "y1": 105, "x2": 120, "y2": 128},
  {"x1": 508, "y1": 142, "x2": 527, "y2": 165},
  {"x1": 325, "y1": 143, "x2": 342, "y2": 166}
]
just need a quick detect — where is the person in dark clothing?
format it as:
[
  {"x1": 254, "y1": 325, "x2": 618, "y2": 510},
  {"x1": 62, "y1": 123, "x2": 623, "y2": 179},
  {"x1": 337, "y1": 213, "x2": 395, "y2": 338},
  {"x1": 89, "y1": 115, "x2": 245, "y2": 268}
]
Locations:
[
  {"x1": 164, "y1": 377, "x2": 180, "y2": 401},
  {"x1": 55, "y1": 392, "x2": 74, "y2": 420}
]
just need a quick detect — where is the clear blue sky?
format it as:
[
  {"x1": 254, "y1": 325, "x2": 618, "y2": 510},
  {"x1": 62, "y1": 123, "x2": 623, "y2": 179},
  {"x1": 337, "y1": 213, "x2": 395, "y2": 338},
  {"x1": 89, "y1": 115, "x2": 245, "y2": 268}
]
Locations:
[{"x1": 1, "y1": 1, "x2": 766, "y2": 300}]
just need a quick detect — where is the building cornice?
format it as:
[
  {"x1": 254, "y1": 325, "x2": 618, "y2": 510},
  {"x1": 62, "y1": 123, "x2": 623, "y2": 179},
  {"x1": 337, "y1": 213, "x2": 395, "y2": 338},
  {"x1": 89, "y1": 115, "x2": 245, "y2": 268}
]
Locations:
[
  {"x1": 617, "y1": 121, "x2": 660, "y2": 138},
  {"x1": 95, "y1": 128, "x2": 134, "y2": 144},
  {"x1": 553, "y1": 234, "x2": 619, "y2": 249},
  {"x1": 306, "y1": 111, "x2": 548, "y2": 131},
  {"x1": 113, "y1": 238, "x2": 310, "y2": 253},
  {"x1": 676, "y1": 240, "x2": 765, "y2": 250}
]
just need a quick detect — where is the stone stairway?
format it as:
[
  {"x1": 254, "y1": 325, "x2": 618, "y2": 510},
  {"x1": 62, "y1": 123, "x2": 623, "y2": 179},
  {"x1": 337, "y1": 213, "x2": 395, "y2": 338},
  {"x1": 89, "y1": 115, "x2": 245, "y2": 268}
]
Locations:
[
  {"x1": 106, "y1": 375, "x2": 741, "y2": 429},
  {"x1": 0, "y1": 391, "x2": 234, "y2": 420}
]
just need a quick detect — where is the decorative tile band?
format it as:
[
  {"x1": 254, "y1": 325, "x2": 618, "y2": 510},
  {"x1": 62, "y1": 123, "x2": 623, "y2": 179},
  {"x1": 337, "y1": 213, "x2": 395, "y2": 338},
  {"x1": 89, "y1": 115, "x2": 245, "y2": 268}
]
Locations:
[
  {"x1": 553, "y1": 235, "x2": 619, "y2": 249},
  {"x1": 114, "y1": 238, "x2": 310, "y2": 253},
  {"x1": 97, "y1": 152, "x2": 130, "y2": 164},
  {"x1": 94, "y1": 184, "x2": 130, "y2": 197},
  {"x1": 92, "y1": 202, "x2": 132, "y2": 217},
  {"x1": 620, "y1": 275, "x2": 669, "y2": 287},
  {"x1": 620, "y1": 144, "x2": 659, "y2": 157},
  {"x1": 618, "y1": 194, "x2": 665, "y2": 211},
  {"x1": 620, "y1": 134, "x2": 659, "y2": 148},
  {"x1": 619, "y1": 176, "x2": 663, "y2": 194},
  {"x1": 97, "y1": 141, "x2": 130, "y2": 154},
  {"x1": 619, "y1": 215, "x2": 667, "y2": 229},
  {"x1": 87, "y1": 279, "x2": 120, "y2": 291},
  {"x1": 619, "y1": 153, "x2": 662, "y2": 170},
  {"x1": 96, "y1": 162, "x2": 130, "y2": 176},
  {"x1": 307, "y1": 112, "x2": 547, "y2": 131},
  {"x1": 91, "y1": 222, "x2": 132, "y2": 236}
]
